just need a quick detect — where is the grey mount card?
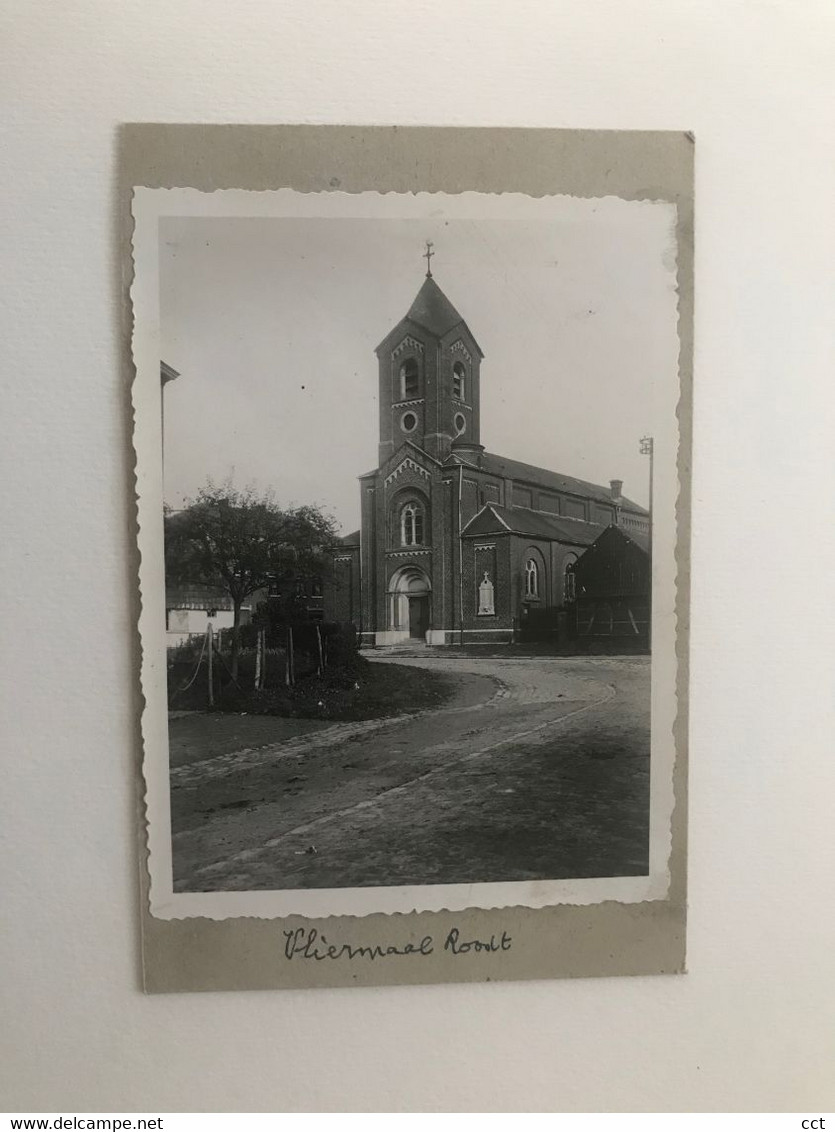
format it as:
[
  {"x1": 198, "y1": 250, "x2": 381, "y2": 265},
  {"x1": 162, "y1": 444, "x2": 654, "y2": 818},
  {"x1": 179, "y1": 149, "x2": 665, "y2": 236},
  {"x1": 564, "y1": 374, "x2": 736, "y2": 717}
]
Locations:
[{"x1": 125, "y1": 125, "x2": 692, "y2": 992}]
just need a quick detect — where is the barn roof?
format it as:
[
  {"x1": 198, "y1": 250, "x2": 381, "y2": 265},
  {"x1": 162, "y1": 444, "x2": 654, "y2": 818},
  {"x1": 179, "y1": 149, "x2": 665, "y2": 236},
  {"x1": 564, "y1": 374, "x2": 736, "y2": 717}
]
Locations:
[
  {"x1": 472, "y1": 451, "x2": 647, "y2": 515},
  {"x1": 580, "y1": 523, "x2": 650, "y2": 557},
  {"x1": 462, "y1": 503, "x2": 607, "y2": 547},
  {"x1": 619, "y1": 526, "x2": 650, "y2": 553},
  {"x1": 166, "y1": 585, "x2": 236, "y2": 611}
]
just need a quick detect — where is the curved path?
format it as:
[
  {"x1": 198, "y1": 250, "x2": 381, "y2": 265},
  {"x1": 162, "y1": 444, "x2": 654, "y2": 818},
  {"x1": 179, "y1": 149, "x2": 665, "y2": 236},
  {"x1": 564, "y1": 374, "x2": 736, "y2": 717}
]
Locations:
[{"x1": 171, "y1": 653, "x2": 650, "y2": 892}]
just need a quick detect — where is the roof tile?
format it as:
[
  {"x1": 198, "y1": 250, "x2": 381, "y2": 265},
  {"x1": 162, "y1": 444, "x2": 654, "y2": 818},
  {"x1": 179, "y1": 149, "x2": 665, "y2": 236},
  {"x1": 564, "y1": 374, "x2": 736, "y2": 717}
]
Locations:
[
  {"x1": 477, "y1": 451, "x2": 647, "y2": 514},
  {"x1": 463, "y1": 503, "x2": 608, "y2": 546}
]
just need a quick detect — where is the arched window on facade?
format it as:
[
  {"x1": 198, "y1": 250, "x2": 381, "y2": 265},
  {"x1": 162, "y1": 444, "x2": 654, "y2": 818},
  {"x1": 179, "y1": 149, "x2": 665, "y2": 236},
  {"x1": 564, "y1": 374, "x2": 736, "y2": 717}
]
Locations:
[
  {"x1": 400, "y1": 502, "x2": 424, "y2": 547},
  {"x1": 400, "y1": 357, "x2": 419, "y2": 400},
  {"x1": 452, "y1": 360, "x2": 466, "y2": 401},
  {"x1": 524, "y1": 557, "x2": 539, "y2": 599},
  {"x1": 564, "y1": 556, "x2": 577, "y2": 603}
]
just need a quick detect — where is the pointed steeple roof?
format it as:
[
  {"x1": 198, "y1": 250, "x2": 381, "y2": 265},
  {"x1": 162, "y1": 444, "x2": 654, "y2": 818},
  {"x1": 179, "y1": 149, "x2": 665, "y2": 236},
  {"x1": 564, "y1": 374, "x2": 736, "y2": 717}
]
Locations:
[
  {"x1": 405, "y1": 275, "x2": 467, "y2": 338},
  {"x1": 376, "y1": 264, "x2": 484, "y2": 356}
]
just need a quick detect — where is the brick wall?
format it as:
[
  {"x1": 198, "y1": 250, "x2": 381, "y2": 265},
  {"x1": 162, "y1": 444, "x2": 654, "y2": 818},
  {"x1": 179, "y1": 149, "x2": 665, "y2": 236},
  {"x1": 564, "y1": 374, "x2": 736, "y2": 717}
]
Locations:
[
  {"x1": 462, "y1": 535, "x2": 511, "y2": 641},
  {"x1": 325, "y1": 547, "x2": 361, "y2": 625}
]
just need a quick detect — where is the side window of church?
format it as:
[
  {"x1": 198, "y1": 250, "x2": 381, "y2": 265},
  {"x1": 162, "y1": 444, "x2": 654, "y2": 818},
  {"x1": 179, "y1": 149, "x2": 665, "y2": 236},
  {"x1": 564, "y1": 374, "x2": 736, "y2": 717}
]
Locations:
[
  {"x1": 525, "y1": 557, "x2": 539, "y2": 599},
  {"x1": 452, "y1": 360, "x2": 466, "y2": 401},
  {"x1": 401, "y1": 502, "x2": 424, "y2": 546},
  {"x1": 564, "y1": 561, "x2": 576, "y2": 602},
  {"x1": 400, "y1": 358, "x2": 419, "y2": 400}
]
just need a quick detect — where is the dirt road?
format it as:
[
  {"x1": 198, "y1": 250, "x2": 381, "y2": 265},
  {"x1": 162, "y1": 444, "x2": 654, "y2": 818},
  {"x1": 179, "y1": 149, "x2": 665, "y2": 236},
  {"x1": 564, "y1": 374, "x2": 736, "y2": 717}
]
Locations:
[{"x1": 171, "y1": 653, "x2": 650, "y2": 891}]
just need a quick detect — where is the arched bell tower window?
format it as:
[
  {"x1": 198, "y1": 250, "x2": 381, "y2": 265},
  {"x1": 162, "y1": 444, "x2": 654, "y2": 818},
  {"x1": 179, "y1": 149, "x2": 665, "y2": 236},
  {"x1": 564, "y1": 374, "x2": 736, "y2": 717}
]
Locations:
[
  {"x1": 400, "y1": 357, "x2": 419, "y2": 400},
  {"x1": 524, "y1": 557, "x2": 539, "y2": 599},
  {"x1": 452, "y1": 360, "x2": 466, "y2": 401},
  {"x1": 400, "y1": 502, "x2": 424, "y2": 547}
]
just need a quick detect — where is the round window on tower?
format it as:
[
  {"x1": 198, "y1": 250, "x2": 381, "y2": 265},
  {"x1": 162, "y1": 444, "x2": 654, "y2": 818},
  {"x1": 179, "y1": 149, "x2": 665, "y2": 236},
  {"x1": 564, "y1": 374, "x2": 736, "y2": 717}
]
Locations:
[
  {"x1": 401, "y1": 411, "x2": 418, "y2": 433},
  {"x1": 454, "y1": 412, "x2": 466, "y2": 436}
]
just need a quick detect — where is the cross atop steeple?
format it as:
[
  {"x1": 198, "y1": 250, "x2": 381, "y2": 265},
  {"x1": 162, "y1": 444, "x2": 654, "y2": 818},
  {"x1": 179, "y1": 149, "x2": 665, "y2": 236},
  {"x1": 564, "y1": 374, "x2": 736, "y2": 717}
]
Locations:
[{"x1": 424, "y1": 240, "x2": 434, "y2": 277}]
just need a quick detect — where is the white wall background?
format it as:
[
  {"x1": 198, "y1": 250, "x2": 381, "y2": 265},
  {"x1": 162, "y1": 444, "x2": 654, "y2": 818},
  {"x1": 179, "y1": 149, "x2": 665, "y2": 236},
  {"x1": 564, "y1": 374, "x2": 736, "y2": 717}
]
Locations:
[{"x1": 2, "y1": 0, "x2": 834, "y2": 1113}]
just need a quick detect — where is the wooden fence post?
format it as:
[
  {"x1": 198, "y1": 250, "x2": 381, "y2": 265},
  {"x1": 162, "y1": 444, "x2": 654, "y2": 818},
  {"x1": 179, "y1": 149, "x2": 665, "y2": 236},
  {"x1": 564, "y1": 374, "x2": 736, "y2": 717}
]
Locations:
[
  {"x1": 207, "y1": 622, "x2": 214, "y2": 708},
  {"x1": 286, "y1": 626, "x2": 295, "y2": 687}
]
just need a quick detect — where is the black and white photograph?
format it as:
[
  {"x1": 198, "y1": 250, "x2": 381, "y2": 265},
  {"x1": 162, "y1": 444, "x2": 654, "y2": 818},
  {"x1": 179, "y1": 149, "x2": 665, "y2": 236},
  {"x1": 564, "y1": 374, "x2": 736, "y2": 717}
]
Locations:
[
  {"x1": 9, "y1": 3, "x2": 835, "y2": 1112},
  {"x1": 133, "y1": 182, "x2": 681, "y2": 926}
]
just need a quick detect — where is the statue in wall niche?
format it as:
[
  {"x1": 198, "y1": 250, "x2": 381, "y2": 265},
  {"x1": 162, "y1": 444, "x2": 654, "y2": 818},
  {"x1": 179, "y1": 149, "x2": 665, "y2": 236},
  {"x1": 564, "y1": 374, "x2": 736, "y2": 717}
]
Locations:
[{"x1": 478, "y1": 571, "x2": 495, "y2": 616}]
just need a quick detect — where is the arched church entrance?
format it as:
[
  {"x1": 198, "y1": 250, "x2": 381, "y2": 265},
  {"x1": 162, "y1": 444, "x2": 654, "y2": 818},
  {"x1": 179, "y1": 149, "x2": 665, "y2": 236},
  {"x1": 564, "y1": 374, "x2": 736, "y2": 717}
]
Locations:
[{"x1": 388, "y1": 565, "x2": 432, "y2": 640}]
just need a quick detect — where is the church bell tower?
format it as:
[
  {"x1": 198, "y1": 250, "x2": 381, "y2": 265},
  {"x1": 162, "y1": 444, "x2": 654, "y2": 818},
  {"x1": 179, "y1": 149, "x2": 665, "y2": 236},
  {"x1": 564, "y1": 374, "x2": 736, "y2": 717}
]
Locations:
[{"x1": 374, "y1": 245, "x2": 484, "y2": 465}]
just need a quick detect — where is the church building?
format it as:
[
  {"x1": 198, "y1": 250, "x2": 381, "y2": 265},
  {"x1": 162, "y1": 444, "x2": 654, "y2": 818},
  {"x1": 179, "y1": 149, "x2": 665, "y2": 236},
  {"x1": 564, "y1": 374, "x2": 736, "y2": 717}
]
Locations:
[{"x1": 324, "y1": 253, "x2": 649, "y2": 647}]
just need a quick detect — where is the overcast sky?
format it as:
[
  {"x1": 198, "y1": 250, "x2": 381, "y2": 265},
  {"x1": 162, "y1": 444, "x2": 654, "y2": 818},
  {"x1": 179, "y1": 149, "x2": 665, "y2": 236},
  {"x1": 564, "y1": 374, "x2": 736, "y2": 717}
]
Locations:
[{"x1": 160, "y1": 194, "x2": 679, "y2": 532}]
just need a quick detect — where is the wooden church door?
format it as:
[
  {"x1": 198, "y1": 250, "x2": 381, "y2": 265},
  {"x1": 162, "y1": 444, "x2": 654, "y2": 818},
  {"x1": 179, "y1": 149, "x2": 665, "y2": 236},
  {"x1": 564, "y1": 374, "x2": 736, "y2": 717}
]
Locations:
[{"x1": 408, "y1": 595, "x2": 429, "y2": 639}]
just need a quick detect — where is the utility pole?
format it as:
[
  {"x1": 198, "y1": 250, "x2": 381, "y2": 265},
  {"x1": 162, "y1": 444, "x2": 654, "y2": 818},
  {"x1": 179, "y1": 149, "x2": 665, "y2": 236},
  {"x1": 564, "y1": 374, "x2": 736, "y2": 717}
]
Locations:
[
  {"x1": 160, "y1": 362, "x2": 180, "y2": 474},
  {"x1": 640, "y1": 435, "x2": 654, "y2": 523},
  {"x1": 640, "y1": 436, "x2": 654, "y2": 650}
]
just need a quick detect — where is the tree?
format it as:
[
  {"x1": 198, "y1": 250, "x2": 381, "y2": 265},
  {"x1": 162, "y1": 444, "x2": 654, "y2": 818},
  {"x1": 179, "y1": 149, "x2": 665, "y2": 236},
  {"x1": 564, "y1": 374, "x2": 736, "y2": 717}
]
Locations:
[{"x1": 165, "y1": 480, "x2": 339, "y2": 679}]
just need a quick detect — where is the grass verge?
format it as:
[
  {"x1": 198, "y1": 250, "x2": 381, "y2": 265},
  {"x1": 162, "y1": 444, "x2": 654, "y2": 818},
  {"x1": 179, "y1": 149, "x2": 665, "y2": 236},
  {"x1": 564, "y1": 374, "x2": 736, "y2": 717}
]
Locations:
[{"x1": 204, "y1": 655, "x2": 454, "y2": 721}]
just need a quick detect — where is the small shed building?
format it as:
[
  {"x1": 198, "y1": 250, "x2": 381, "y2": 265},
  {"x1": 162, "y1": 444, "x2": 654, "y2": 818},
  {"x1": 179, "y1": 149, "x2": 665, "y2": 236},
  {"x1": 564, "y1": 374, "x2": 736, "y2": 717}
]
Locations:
[{"x1": 572, "y1": 525, "x2": 650, "y2": 645}]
